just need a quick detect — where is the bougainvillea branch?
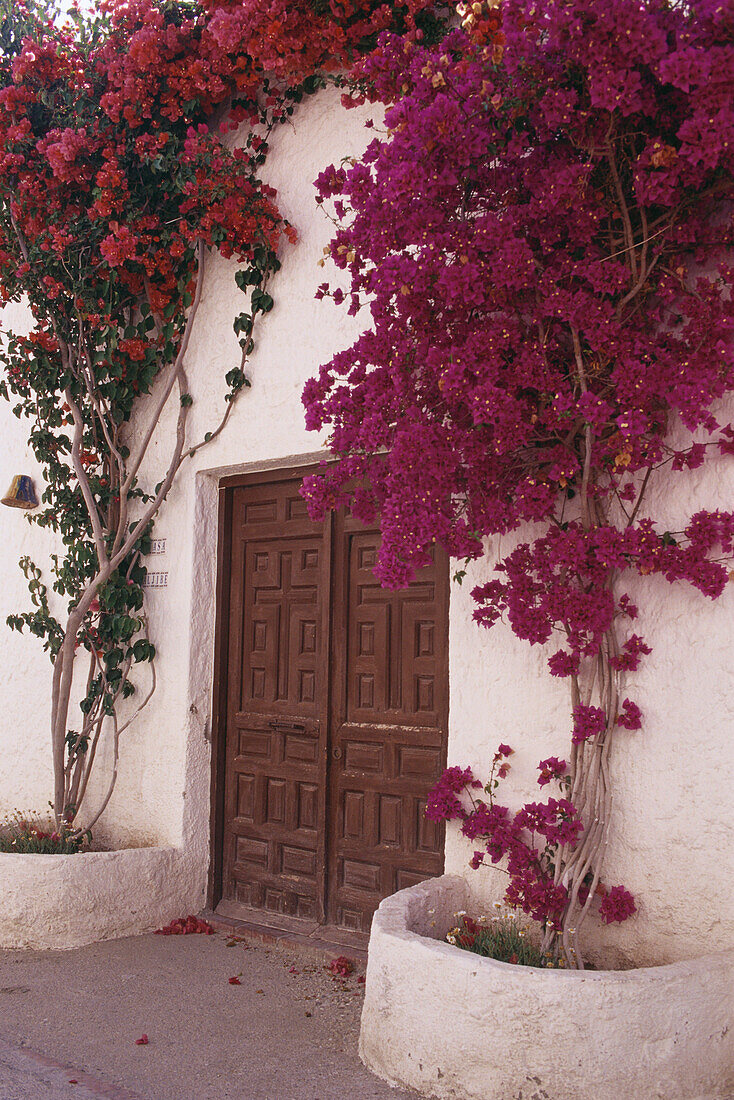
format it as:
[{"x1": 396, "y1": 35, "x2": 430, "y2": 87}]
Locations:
[{"x1": 303, "y1": 0, "x2": 734, "y2": 963}]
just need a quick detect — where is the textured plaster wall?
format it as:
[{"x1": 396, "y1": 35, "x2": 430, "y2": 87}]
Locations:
[
  {"x1": 0, "y1": 87, "x2": 732, "y2": 959},
  {"x1": 0, "y1": 299, "x2": 60, "y2": 818},
  {"x1": 105, "y1": 88, "x2": 379, "y2": 868}
]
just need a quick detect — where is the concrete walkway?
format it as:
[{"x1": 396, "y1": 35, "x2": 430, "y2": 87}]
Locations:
[{"x1": 0, "y1": 930, "x2": 419, "y2": 1100}]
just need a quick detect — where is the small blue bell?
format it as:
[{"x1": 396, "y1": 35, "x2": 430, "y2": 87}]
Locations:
[{"x1": 2, "y1": 475, "x2": 38, "y2": 510}]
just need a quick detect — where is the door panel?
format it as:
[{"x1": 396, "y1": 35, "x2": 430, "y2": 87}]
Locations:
[
  {"x1": 240, "y1": 538, "x2": 323, "y2": 712},
  {"x1": 220, "y1": 479, "x2": 329, "y2": 922},
  {"x1": 326, "y1": 524, "x2": 448, "y2": 933}
]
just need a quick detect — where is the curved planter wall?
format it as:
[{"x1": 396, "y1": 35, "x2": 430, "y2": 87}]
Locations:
[
  {"x1": 0, "y1": 847, "x2": 202, "y2": 949},
  {"x1": 360, "y1": 875, "x2": 734, "y2": 1100}
]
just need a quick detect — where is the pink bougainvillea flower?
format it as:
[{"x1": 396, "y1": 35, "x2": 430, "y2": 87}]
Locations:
[
  {"x1": 300, "y1": 0, "x2": 734, "y2": 966},
  {"x1": 327, "y1": 956, "x2": 354, "y2": 977},
  {"x1": 537, "y1": 757, "x2": 568, "y2": 787},
  {"x1": 572, "y1": 705, "x2": 607, "y2": 745},
  {"x1": 617, "y1": 699, "x2": 643, "y2": 730},
  {"x1": 599, "y1": 885, "x2": 637, "y2": 924}
]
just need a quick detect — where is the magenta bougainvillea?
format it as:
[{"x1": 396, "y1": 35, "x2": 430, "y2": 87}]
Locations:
[
  {"x1": 304, "y1": 0, "x2": 734, "y2": 963},
  {"x1": 426, "y1": 745, "x2": 635, "y2": 958}
]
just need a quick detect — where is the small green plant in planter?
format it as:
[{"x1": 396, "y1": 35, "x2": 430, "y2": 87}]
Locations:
[
  {"x1": 0, "y1": 811, "x2": 90, "y2": 854},
  {"x1": 447, "y1": 908, "x2": 556, "y2": 969}
]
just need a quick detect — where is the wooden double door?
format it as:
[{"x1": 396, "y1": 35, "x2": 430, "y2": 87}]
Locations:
[{"x1": 211, "y1": 469, "x2": 448, "y2": 936}]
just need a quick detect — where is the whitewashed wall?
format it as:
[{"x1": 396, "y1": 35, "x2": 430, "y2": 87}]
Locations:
[
  {"x1": 0, "y1": 88, "x2": 732, "y2": 964},
  {"x1": 0, "y1": 298, "x2": 60, "y2": 817}
]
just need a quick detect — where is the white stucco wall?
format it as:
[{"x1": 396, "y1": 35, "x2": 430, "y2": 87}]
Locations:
[
  {"x1": 0, "y1": 88, "x2": 732, "y2": 961},
  {"x1": 0, "y1": 298, "x2": 61, "y2": 817},
  {"x1": 97, "y1": 88, "x2": 379, "y2": 863}
]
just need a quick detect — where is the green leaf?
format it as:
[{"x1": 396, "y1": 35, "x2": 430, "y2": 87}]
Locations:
[
  {"x1": 235, "y1": 268, "x2": 261, "y2": 290},
  {"x1": 301, "y1": 74, "x2": 323, "y2": 95},
  {"x1": 251, "y1": 289, "x2": 274, "y2": 314},
  {"x1": 233, "y1": 312, "x2": 253, "y2": 336},
  {"x1": 225, "y1": 367, "x2": 246, "y2": 391}
]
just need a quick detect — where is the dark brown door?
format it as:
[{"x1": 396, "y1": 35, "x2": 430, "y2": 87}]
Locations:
[{"x1": 213, "y1": 470, "x2": 448, "y2": 934}]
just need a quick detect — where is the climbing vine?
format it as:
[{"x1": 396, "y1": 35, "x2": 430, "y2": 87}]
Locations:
[
  {"x1": 303, "y1": 0, "x2": 734, "y2": 964},
  {"x1": 0, "y1": 0, "x2": 444, "y2": 833}
]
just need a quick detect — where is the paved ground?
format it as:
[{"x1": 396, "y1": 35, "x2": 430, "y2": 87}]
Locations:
[{"x1": 0, "y1": 931, "x2": 419, "y2": 1100}]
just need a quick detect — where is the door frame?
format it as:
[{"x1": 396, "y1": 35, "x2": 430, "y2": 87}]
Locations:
[{"x1": 207, "y1": 463, "x2": 450, "y2": 919}]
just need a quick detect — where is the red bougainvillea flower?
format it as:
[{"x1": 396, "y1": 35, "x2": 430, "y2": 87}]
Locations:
[{"x1": 155, "y1": 916, "x2": 214, "y2": 935}]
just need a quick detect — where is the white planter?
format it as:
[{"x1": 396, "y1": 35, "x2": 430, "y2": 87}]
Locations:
[
  {"x1": 359, "y1": 875, "x2": 734, "y2": 1100},
  {"x1": 0, "y1": 847, "x2": 203, "y2": 949}
]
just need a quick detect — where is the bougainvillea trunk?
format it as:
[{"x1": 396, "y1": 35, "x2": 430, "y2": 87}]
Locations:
[
  {"x1": 39, "y1": 252, "x2": 207, "y2": 827},
  {"x1": 548, "y1": 641, "x2": 618, "y2": 962}
]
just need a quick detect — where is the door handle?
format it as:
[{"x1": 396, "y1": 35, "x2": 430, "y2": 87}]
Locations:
[{"x1": 332, "y1": 746, "x2": 342, "y2": 760}]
